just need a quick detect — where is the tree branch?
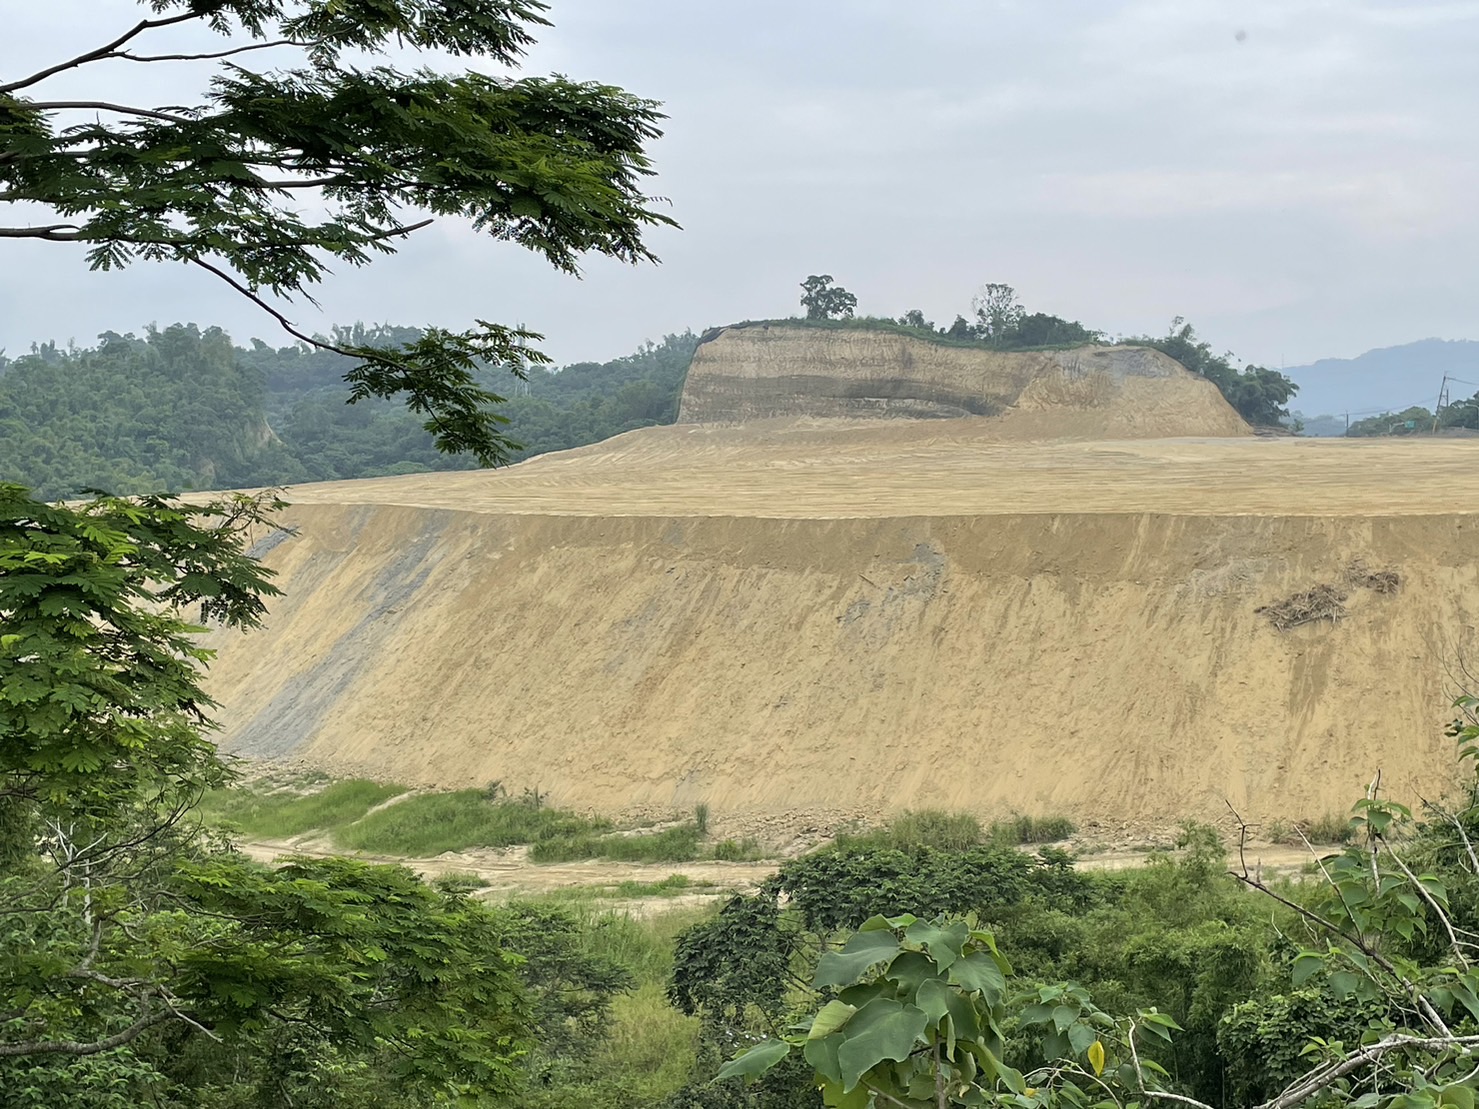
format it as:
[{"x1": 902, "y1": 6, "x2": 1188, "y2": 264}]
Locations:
[
  {"x1": 0, "y1": 1007, "x2": 172, "y2": 1057},
  {"x1": 24, "y1": 101, "x2": 196, "y2": 125},
  {"x1": 0, "y1": 11, "x2": 204, "y2": 94},
  {"x1": 0, "y1": 224, "x2": 83, "y2": 240},
  {"x1": 117, "y1": 40, "x2": 305, "y2": 64},
  {"x1": 1257, "y1": 1034, "x2": 1479, "y2": 1109}
]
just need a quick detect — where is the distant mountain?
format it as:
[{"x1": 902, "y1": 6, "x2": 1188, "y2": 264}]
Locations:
[{"x1": 1285, "y1": 339, "x2": 1479, "y2": 423}]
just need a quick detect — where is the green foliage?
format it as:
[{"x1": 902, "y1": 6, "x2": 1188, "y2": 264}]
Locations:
[
  {"x1": 0, "y1": 327, "x2": 700, "y2": 500},
  {"x1": 1131, "y1": 317, "x2": 1299, "y2": 426},
  {"x1": 0, "y1": 484, "x2": 280, "y2": 823},
  {"x1": 195, "y1": 778, "x2": 406, "y2": 839},
  {"x1": 334, "y1": 788, "x2": 612, "y2": 856},
  {"x1": 799, "y1": 275, "x2": 858, "y2": 320},
  {"x1": 987, "y1": 814, "x2": 1077, "y2": 846},
  {"x1": 835, "y1": 809, "x2": 985, "y2": 852},
  {"x1": 530, "y1": 823, "x2": 703, "y2": 864},
  {"x1": 1348, "y1": 405, "x2": 1437, "y2": 437},
  {"x1": 2, "y1": 0, "x2": 676, "y2": 465},
  {"x1": 716, "y1": 912, "x2": 1149, "y2": 1109},
  {"x1": 711, "y1": 837, "x2": 764, "y2": 862}
]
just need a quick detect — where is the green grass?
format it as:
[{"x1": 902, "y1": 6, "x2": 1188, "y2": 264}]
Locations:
[
  {"x1": 515, "y1": 904, "x2": 712, "y2": 1109},
  {"x1": 335, "y1": 790, "x2": 612, "y2": 856},
  {"x1": 529, "y1": 823, "x2": 703, "y2": 864},
  {"x1": 538, "y1": 874, "x2": 718, "y2": 902},
  {"x1": 196, "y1": 779, "x2": 406, "y2": 839},
  {"x1": 1267, "y1": 813, "x2": 1354, "y2": 846},
  {"x1": 835, "y1": 808, "x2": 985, "y2": 851},
  {"x1": 988, "y1": 813, "x2": 1077, "y2": 845}
]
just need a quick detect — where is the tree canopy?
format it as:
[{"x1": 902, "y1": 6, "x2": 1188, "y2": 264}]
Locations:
[{"x1": 0, "y1": 0, "x2": 676, "y2": 466}]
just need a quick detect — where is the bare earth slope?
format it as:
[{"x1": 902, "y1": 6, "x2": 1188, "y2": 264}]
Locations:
[
  {"x1": 207, "y1": 427, "x2": 1479, "y2": 831},
  {"x1": 677, "y1": 327, "x2": 1249, "y2": 436}
]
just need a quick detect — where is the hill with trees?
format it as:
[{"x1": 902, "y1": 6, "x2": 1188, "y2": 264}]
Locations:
[{"x1": 0, "y1": 325, "x2": 699, "y2": 500}]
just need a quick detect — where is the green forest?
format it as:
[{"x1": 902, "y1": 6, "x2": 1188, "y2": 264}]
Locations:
[
  {"x1": 0, "y1": 324, "x2": 699, "y2": 501},
  {"x1": 0, "y1": 305, "x2": 1300, "y2": 503}
]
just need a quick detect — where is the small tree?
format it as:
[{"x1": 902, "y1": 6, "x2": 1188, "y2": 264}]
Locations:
[
  {"x1": 971, "y1": 284, "x2": 1024, "y2": 346},
  {"x1": 800, "y1": 275, "x2": 858, "y2": 321}
]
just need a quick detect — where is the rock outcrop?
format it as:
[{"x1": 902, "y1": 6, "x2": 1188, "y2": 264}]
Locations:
[{"x1": 676, "y1": 325, "x2": 1250, "y2": 438}]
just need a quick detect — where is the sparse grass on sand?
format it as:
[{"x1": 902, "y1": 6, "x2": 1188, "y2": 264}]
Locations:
[
  {"x1": 196, "y1": 778, "x2": 406, "y2": 840},
  {"x1": 336, "y1": 790, "x2": 611, "y2": 856},
  {"x1": 833, "y1": 808, "x2": 1078, "y2": 852},
  {"x1": 197, "y1": 779, "x2": 761, "y2": 863}
]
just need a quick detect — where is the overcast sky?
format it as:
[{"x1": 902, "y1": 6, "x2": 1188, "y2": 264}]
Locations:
[{"x1": 3, "y1": 0, "x2": 1477, "y2": 376}]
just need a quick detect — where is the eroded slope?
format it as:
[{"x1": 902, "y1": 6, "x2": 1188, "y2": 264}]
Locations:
[{"x1": 206, "y1": 433, "x2": 1479, "y2": 829}]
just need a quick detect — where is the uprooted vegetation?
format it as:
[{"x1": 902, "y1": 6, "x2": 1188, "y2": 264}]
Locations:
[{"x1": 1256, "y1": 560, "x2": 1402, "y2": 630}]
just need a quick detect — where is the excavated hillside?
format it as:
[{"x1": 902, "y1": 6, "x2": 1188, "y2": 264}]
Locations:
[
  {"x1": 678, "y1": 325, "x2": 1250, "y2": 437},
  {"x1": 203, "y1": 328, "x2": 1479, "y2": 833}
]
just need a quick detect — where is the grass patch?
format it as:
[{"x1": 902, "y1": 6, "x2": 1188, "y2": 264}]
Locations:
[
  {"x1": 196, "y1": 779, "x2": 406, "y2": 840},
  {"x1": 530, "y1": 823, "x2": 702, "y2": 864},
  {"x1": 711, "y1": 836, "x2": 765, "y2": 861},
  {"x1": 835, "y1": 808, "x2": 985, "y2": 852},
  {"x1": 539, "y1": 874, "x2": 718, "y2": 902},
  {"x1": 989, "y1": 813, "x2": 1077, "y2": 845},
  {"x1": 1268, "y1": 813, "x2": 1354, "y2": 845},
  {"x1": 335, "y1": 790, "x2": 612, "y2": 856}
]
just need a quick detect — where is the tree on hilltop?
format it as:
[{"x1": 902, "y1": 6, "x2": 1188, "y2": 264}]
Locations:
[
  {"x1": 799, "y1": 275, "x2": 858, "y2": 320},
  {"x1": 0, "y1": 0, "x2": 677, "y2": 467}
]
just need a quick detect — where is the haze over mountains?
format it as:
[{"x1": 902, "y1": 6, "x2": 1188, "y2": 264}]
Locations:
[{"x1": 1284, "y1": 338, "x2": 1479, "y2": 423}]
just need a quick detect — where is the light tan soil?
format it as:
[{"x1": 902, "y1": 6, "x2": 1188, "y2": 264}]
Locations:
[{"x1": 204, "y1": 422, "x2": 1479, "y2": 835}]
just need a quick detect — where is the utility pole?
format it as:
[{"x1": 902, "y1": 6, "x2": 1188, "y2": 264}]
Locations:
[
  {"x1": 1433, "y1": 374, "x2": 1450, "y2": 434},
  {"x1": 1344, "y1": 411, "x2": 1349, "y2": 436}
]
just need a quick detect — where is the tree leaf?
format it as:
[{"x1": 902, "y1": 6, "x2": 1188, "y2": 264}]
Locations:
[
  {"x1": 948, "y1": 951, "x2": 1007, "y2": 1003},
  {"x1": 717, "y1": 1038, "x2": 793, "y2": 1083},
  {"x1": 815, "y1": 929, "x2": 903, "y2": 989},
  {"x1": 835, "y1": 997, "x2": 930, "y2": 1091},
  {"x1": 1088, "y1": 1039, "x2": 1106, "y2": 1076},
  {"x1": 810, "y1": 1000, "x2": 859, "y2": 1040}
]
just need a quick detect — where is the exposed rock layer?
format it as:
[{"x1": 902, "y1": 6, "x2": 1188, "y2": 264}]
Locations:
[{"x1": 676, "y1": 326, "x2": 1250, "y2": 437}]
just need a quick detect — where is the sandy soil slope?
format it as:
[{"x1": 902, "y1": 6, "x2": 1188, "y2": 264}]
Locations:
[{"x1": 203, "y1": 426, "x2": 1479, "y2": 833}]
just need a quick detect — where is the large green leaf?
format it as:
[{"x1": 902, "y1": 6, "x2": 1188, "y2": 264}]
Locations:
[
  {"x1": 948, "y1": 951, "x2": 1006, "y2": 1003},
  {"x1": 904, "y1": 918, "x2": 970, "y2": 970},
  {"x1": 810, "y1": 1000, "x2": 860, "y2": 1040},
  {"x1": 815, "y1": 929, "x2": 903, "y2": 989},
  {"x1": 836, "y1": 997, "x2": 930, "y2": 1091},
  {"x1": 717, "y1": 1038, "x2": 793, "y2": 1083}
]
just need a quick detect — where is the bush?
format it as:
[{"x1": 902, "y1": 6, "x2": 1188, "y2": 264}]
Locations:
[{"x1": 988, "y1": 813, "x2": 1076, "y2": 845}]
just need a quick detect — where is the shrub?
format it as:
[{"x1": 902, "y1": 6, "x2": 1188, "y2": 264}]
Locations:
[{"x1": 988, "y1": 813, "x2": 1076, "y2": 845}]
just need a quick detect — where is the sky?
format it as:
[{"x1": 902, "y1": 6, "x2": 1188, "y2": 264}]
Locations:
[{"x1": 3, "y1": 0, "x2": 1478, "y2": 379}]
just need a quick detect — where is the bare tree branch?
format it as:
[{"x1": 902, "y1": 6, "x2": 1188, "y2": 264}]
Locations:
[
  {"x1": 1258, "y1": 1034, "x2": 1479, "y2": 1109},
  {"x1": 0, "y1": 11, "x2": 204, "y2": 94},
  {"x1": 117, "y1": 40, "x2": 305, "y2": 64},
  {"x1": 24, "y1": 101, "x2": 196, "y2": 125}
]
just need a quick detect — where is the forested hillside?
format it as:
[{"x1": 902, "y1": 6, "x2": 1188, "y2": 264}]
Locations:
[{"x1": 0, "y1": 325, "x2": 698, "y2": 500}]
